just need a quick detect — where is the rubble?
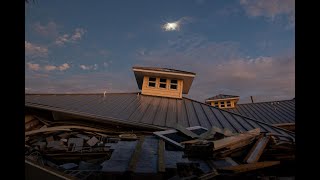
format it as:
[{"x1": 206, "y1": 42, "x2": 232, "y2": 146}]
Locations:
[{"x1": 25, "y1": 114, "x2": 295, "y2": 179}]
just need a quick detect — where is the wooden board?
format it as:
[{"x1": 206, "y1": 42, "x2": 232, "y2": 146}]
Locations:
[
  {"x1": 213, "y1": 128, "x2": 260, "y2": 151},
  {"x1": 218, "y1": 161, "x2": 280, "y2": 173},
  {"x1": 158, "y1": 139, "x2": 165, "y2": 172},
  {"x1": 244, "y1": 136, "x2": 270, "y2": 163}
]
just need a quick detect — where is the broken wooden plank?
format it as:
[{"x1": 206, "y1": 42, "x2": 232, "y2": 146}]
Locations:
[
  {"x1": 26, "y1": 128, "x2": 72, "y2": 136},
  {"x1": 176, "y1": 124, "x2": 199, "y2": 139},
  {"x1": 274, "y1": 123, "x2": 295, "y2": 132},
  {"x1": 244, "y1": 136, "x2": 270, "y2": 164},
  {"x1": 213, "y1": 128, "x2": 260, "y2": 151},
  {"x1": 119, "y1": 133, "x2": 138, "y2": 140},
  {"x1": 25, "y1": 119, "x2": 40, "y2": 131},
  {"x1": 127, "y1": 136, "x2": 145, "y2": 172},
  {"x1": 223, "y1": 128, "x2": 234, "y2": 137},
  {"x1": 158, "y1": 139, "x2": 165, "y2": 172},
  {"x1": 218, "y1": 161, "x2": 280, "y2": 173}
]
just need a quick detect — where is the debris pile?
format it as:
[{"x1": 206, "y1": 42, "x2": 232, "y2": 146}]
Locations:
[{"x1": 25, "y1": 114, "x2": 295, "y2": 179}]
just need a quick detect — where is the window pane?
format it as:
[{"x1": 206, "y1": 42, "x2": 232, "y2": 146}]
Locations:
[
  {"x1": 220, "y1": 101, "x2": 225, "y2": 104},
  {"x1": 220, "y1": 104, "x2": 225, "y2": 107},
  {"x1": 149, "y1": 82, "x2": 156, "y2": 87},
  {"x1": 160, "y1": 78, "x2": 167, "y2": 83},
  {"x1": 171, "y1": 79, "x2": 178, "y2": 84},
  {"x1": 149, "y1": 77, "x2": 156, "y2": 82},
  {"x1": 159, "y1": 83, "x2": 166, "y2": 88},
  {"x1": 214, "y1": 102, "x2": 219, "y2": 105},
  {"x1": 170, "y1": 84, "x2": 177, "y2": 89}
]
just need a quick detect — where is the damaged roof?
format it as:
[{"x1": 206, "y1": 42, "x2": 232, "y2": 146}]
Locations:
[
  {"x1": 225, "y1": 99, "x2": 295, "y2": 125},
  {"x1": 132, "y1": 66, "x2": 196, "y2": 75},
  {"x1": 25, "y1": 93, "x2": 294, "y2": 140},
  {"x1": 206, "y1": 94, "x2": 239, "y2": 101}
]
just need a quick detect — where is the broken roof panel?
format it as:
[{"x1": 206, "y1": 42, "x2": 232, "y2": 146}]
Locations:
[
  {"x1": 206, "y1": 94, "x2": 239, "y2": 101},
  {"x1": 25, "y1": 93, "x2": 294, "y2": 140},
  {"x1": 225, "y1": 99, "x2": 295, "y2": 125}
]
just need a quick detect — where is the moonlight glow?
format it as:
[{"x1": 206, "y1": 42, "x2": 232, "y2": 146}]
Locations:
[{"x1": 162, "y1": 21, "x2": 180, "y2": 31}]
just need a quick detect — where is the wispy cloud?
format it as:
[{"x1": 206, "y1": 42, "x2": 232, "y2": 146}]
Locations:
[
  {"x1": 33, "y1": 21, "x2": 59, "y2": 37},
  {"x1": 27, "y1": 63, "x2": 40, "y2": 71},
  {"x1": 55, "y1": 28, "x2": 86, "y2": 46},
  {"x1": 27, "y1": 62, "x2": 70, "y2": 71},
  {"x1": 239, "y1": 0, "x2": 295, "y2": 27},
  {"x1": 44, "y1": 63, "x2": 70, "y2": 71},
  {"x1": 80, "y1": 64, "x2": 98, "y2": 70},
  {"x1": 25, "y1": 41, "x2": 48, "y2": 58}
]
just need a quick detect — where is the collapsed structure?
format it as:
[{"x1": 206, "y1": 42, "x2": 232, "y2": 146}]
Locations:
[{"x1": 25, "y1": 66, "x2": 295, "y2": 180}]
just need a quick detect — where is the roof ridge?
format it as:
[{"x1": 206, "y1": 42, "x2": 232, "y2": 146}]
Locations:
[{"x1": 238, "y1": 98, "x2": 295, "y2": 105}]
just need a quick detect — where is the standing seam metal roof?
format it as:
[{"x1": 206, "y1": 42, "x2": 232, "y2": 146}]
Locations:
[
  {"x1": 225, "y1": 99, "x2": 295, "y2": 125},
  {"x1": 25, "y1": 93, "x2": 294, "y2": 141}
]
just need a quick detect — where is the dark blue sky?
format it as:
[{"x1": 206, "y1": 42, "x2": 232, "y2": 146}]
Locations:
[{"x1": 25, "y1": 0, "x2": 295, "y2": 103}]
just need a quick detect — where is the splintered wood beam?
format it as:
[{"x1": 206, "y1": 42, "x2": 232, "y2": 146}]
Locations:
[
  {"x1": 244, "y1": 136, "x2": 270, "y2": 164},
  {"x1": 127, "y1": 136, "x2": 145, "y2": 172},
  {"x1": 158, "y1": 139, "x2": 165, "y2": 172},
  {"x1": 218, "y1": 161, "x2": 280, "y2": 173},
  {"x1": 213, "y1": 128, "x2": 260, "y2": 151}
]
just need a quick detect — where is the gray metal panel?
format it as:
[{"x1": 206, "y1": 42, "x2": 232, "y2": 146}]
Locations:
[
  {"x1": 110, "y1": 94, "x2": 138, "y2": 116},
  {"x1": 192, "y1": 102, "x2": 211, "y2": 129},
  {"x1": 225, "y1": 100, "x2": 295, "y2": 125},
  {"x1": 128, "y1": 95, "x2": 153, "y2": 123},
  {"x1": 165, "y1": 99, "x2": 178, "y2": 127},
  {"x1": 220, "y1": 111, "x2": 246, "y2": 133},
  {"x1": 209, "y1": 108, "x2": 237, "y2": 132},
  {"x1": 176, "y1": 99, "x2": 189, "y2": 127},
  {"x1": 101, "y1": 141, "x2": 137, "y2": 172},
  {"x1": 201, "y1": 105, "x2": 223, "y2": 129},
  {"x1": 135, "y1": 136, "x2": 159, "y2": 173},
  {"x1": 153, "y1": 97, "x2": 169, "y2": 127},
  {"x1": 184, "y1": 99, "x2": 201, "y2": 127},
  {"x1": 116, "y1": 94, "x2": 143, "y2": 120},
  {"x1": 140, "y1": 97, "x2": 161, "y2": 124},
  {"x1": 241, "y1": 103, "x2": 281, "y2": 124}
]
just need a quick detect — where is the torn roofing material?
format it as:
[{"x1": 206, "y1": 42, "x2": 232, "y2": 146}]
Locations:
[
  {"x1": 225, "y1": 99, "x2": 295, "y2": 125},
  {"x1": 25, "y1": 93, "x2": 294, "y2": 141},
  {"x1": 206, "y1": 94, "x2": 239, "y2": 101}
]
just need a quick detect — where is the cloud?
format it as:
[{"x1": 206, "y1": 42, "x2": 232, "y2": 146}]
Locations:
[
  {"x1": 59, "y1": 63, "x2": 70, "y2": 71},
  {"x1": 134, "y1": 34, "x2": 294, "y2": 103},
  {"x1": 25, "y1": 41, "x2": 48, "y2": 58},
  {"x1": 71, "y1": 28, "x2": 86, "y2": 41},
  {"x1": 33, "y1": 21, "x2": 59, "y2": 37},
  {"x1": 240, "y1": 0, "x2": 295, "y2": 27},
  {"x1": 44, "y1": 63, "x2": 70, "y2": 71},
  {"x1": 27, "y1": 63, "x2": 70, "y2": 72},
  {"x1": 44, "y1": 65, "x2": 57, "y2": 71},
  {"x1": 162, "y1": 17, "x2": 195, "y2": 32},
  {"x1": 55, "y1": 28, "x2": 86, "y2": 46},
  {"x1": 80, "y1": 64, "x2": 98, "y2": 70},
  {"x1": 27, "y1": 63, "x2": 40, "y2": 71}
]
